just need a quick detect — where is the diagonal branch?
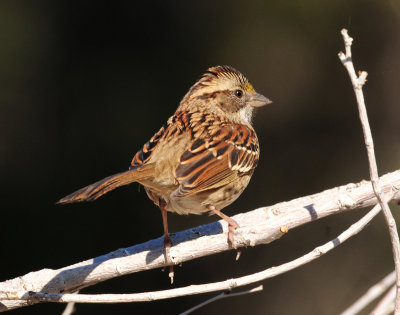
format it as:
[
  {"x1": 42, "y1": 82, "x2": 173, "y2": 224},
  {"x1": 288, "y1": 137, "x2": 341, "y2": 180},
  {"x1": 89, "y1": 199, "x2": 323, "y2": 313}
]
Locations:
[
  {"x1": 0, "y1": 171, "x2": 400, "y2": 311},
  {"x1": 0, "y1": 194, "x2": 392, "y2": 306},
  {"x1": 338, "y1": 28, "x2": 400, "y2": 313}
]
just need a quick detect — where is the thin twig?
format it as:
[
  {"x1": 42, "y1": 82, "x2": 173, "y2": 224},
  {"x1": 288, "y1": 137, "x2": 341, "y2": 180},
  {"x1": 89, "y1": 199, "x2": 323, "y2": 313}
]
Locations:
[
  {"x1": 338, "y1": 28, "x2": 400, "y2": 314},
  {"x1": 0, "y1": 200, "x2": 388, "y2": 305},
  {"x1": 179, "y1": 285, "x2": 263, "y2": 315},
  {"x1": 371, "y1": 285, "x2": 396, "y2": 315},
  {"x1": 340, "y1": 271, "x2": 396, "y2": 315}
]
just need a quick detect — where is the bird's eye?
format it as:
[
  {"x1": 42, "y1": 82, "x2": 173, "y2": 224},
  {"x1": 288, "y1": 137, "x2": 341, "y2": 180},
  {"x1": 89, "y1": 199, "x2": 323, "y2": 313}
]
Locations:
[{"x1": 234, "y1": 89, "x2": 243, "y2": 98}]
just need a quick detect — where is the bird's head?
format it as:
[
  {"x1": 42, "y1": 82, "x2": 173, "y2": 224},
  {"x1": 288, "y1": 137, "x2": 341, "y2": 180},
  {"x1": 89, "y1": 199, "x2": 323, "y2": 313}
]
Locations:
[{"x1": 181, "y1": 65, "x2": 272, "y2": 124}]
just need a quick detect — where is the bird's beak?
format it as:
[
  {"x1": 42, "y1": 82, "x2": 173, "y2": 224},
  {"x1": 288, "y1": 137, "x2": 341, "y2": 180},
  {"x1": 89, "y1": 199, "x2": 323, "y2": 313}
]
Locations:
[{"x1": 249, "y1": 93, "x2": 273, "y2": 108}]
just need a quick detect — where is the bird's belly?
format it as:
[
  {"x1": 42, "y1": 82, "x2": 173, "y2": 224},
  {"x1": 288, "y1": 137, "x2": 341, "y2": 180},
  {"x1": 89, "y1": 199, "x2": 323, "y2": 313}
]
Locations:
[{"x1": 165, "y1": 175, "x2": 252, "y2": 215}]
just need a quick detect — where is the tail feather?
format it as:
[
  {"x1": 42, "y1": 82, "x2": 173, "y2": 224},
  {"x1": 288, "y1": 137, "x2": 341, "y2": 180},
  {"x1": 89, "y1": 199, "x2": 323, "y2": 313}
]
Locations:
[{"x1": 57, "y1": 165, "x2": 153, "y2": 204}]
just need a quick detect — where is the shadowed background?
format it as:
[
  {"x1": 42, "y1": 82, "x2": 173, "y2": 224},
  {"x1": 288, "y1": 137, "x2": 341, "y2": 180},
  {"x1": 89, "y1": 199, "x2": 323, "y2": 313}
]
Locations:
[{"x1": 1, "y1": 1, "x2": 400, "y2": 314}]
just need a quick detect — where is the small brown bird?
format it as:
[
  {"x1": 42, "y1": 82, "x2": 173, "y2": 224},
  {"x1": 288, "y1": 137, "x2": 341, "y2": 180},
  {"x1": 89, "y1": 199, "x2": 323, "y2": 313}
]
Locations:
[{"x1": 58, "y1": 65, "x2": 271, "y2": 279}]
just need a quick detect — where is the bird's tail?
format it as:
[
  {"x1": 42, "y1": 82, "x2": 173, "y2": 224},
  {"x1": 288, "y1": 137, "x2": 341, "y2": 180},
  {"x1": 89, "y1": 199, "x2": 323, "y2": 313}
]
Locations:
[{"x1": 57, "y1": 165, "x2": 154, "y2": 204}]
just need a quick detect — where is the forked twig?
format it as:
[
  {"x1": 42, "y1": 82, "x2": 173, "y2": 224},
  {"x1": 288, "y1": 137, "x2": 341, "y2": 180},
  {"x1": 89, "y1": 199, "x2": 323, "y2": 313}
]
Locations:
[{"x1": 338, "y1": 28, "x2": 400, "y2": 313}]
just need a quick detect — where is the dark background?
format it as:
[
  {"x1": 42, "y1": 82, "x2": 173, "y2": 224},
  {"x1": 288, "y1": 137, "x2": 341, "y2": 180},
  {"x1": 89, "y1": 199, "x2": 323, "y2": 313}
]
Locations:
[{"x1": 1, "y1": 1, "x2": 400, "y2": 314}]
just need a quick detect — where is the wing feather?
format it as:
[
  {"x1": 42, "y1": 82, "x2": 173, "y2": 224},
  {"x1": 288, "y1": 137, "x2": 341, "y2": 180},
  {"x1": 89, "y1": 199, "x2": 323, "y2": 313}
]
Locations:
[{"x1": 174, "y1": 124, "x2": 259, "y2": 197}]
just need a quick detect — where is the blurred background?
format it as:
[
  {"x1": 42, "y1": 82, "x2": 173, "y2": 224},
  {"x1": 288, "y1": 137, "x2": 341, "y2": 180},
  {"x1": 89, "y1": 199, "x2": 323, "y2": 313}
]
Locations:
[{"x1": 1, "y1": 1, "x2": 400, "y2": 314}]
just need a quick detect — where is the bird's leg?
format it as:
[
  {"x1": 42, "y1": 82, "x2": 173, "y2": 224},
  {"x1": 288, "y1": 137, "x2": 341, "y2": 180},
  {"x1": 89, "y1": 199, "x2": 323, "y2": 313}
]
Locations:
[
  {"x1": 160, "y1": 199, "x2": 174, "y2": 283},
  {"x1": 208, "y1": 205, "x2": 239, "y2": 244},
  {"x1": 209, "y1": 205, "x2": 242, "y2": 260}
]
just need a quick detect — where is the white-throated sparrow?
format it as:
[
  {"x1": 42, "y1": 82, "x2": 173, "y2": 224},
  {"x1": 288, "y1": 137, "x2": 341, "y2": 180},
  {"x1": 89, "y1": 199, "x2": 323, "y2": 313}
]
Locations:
[{"x1": 58, "y1": 65, "x2": 272, "y2": 280}]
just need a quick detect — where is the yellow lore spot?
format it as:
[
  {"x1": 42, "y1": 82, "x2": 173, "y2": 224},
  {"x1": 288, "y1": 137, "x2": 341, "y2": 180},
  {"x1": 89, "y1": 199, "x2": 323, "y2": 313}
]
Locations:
[{"x1": 243, "y1": 81, "x2": 255, "y2": 92}]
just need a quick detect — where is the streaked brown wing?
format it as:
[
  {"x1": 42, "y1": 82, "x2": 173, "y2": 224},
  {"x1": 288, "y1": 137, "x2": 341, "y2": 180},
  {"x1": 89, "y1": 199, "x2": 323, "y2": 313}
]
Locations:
[
  {"x1": 174, "y1": 124, "x2": 259, "y2": 197},
  {"x1": 130, "y1": 111, "x2": 192, "y2": 169}
]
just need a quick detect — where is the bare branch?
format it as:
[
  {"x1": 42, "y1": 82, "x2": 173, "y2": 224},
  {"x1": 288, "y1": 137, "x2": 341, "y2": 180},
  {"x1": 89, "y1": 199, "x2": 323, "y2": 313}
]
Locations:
[
  {"x1": 340, "y1": 271, "x2": 396, "y2": 315},
  {"x1": 0, "y1": 171, "x2": 399, "y2": 311},
  {"x1": 179, "y1": 285, "x2": 263, "y2": 315},
  {"x1": 339, "y1": 28, "x2": 400, "y2": 313},
  {"x1": 0, "y1": 193, "x2": 394, "y2": 307}
]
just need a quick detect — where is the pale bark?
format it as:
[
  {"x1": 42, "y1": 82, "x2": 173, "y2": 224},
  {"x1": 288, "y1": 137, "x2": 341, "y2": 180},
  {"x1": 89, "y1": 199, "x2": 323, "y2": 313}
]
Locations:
[{"x1": 0, "y1": 170, "x2": 399, "y2": 311}]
